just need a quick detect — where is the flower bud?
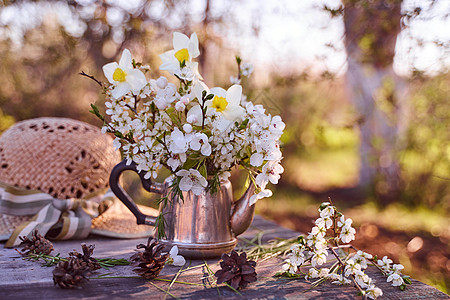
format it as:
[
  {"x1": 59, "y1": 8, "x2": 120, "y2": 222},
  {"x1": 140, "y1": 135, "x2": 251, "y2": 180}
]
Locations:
[
  {"x1": 183, "y1": 123, "x2": 192, "y2": 133},
  {"x1": 180, "y1": 95, "x2": 190, "y2": 105},
  {"x1": 156, "y1": 76, "x2": 168, "y2": 89},
  {"x1": 175, "y1": 101, "x2": 186, "y2": 111}
]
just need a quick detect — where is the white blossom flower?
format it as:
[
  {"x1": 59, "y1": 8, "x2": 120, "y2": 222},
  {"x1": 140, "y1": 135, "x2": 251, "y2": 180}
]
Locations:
[
  {"x1": 332, "y1": 274, "x2": 352, "y2": 285},
  {"x1": 255, "y1": 161, "x2": 284, "y2": 190},
  {"x1": 353, "y1": 250, "x2": 373, "y2": 269},
  {"x1": 249, "y1": 188, "x2": 273, "y2": 205},
  {"x1": 169, "y1": 246, "x2": 186, "y2": 266},
  {"x1": 169, "y1": 127, "x2": 190, "y2": 154},
  {"x1": 241, "y1": 62, "x2": 254, "y2": 77},
  {"x1": 311, "y1": 248, "x2": 328, "y2": 267},
  {"x1": 190, "y1": 132, "x2": 212, "y2": 156},
  {"x1": 339, "y1": 219, "x2": 356, "y2": 243},
  {"x1": 316, "y1": 216, "x2": 333, "y2": 229},
  {"x1": 337, "y1": 215, "x2": 352, "y2": 228},
  {"x1": 387, "y1": 273, "x2": 404, "y2": 287},
  {"x1": 354, "y1": 269, "x2": 370, "y2": 288},
  {"x1": 311, "y1": 224, "x2": 327, "y2": 238},
  {"x1": 318, "y1": 268, "x2": 330, "y2": 278},
  {"x1": 288, "y1": 246, "x2": 305, "y2": 266},
  {"x1": 344, "y1": 259, "x2": 361, "y2": 276},
  {"x1": 206, "y1": 85, "x2": 246, "y2": 131},
  {"x1": 392, "y1": 264, "x2": 404, "y2": 274},
  {"x1": 377, "y1": 256, "x2": 393, "y2": 271},
  {"x1": 176, "y1": 169, "x2": 208, "y2": 195},
  {"x1": 167, "y1": 153, "x2": 186, "y2": 171},
  {"x1": 269, "y1": 115, "x2": 285, "y2": 136},
  {"x1": 160, "y1": 32, "x2": 200, "y2": 74},
  {"x1": 366, "y1": 284, "x2": 383, "y2": 299},
  {"x1": 103, "y1": 49, "x2": 147, "y2": 99},
  {"x1": 305, "y1": 268, "x2": 319, "y2": 280},
  {"x1": 319, "y1": 205, "x2": 335, "y2": 218},
  {"x1": 282, "y1": 259, "x2": 298, "y2": 274}
]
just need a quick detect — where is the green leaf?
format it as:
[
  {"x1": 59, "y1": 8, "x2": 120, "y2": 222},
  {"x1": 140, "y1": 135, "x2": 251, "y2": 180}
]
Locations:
[
  {"x1": 235, "y1": 56, "x2": 242, "y2": 65},
  {"x1": 183, "y1": 159, "x2": 198, "y2": 170},
  {"x1": 238, "y1": 118, "x2": 249, "y2": 129},
  {"x1": 399, "y1": 284, "x2": 406, "y2": 291},
  {"x1": 403, "y1": 276, "x2": 412, "y2": 284},
  {"x1": 205, "y1": 93, "x2": 214, "y2": 101},
  {"x1": 199, "y1": 163, "x2": 207, "y2": 178},
  {"x1": 114, "y1": 131, "x2": 124, "y2": 139}
]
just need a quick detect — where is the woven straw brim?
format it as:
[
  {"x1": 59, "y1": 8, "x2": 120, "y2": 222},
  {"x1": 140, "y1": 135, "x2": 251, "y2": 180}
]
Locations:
[
  {"x1": 91, "y1": 200, "x2": 158, "y2": 239},
  {"x1": 0, "y1": 117, "x2": 120, "y2": 199},
  {"x1": 0, "y1": 200, "x2": 158, "y2": 241}
]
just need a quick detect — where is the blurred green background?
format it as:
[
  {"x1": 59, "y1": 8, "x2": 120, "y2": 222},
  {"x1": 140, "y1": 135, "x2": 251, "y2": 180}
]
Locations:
[{"x1": 0, "y1": 0, "x2": 448, "y2": 293}]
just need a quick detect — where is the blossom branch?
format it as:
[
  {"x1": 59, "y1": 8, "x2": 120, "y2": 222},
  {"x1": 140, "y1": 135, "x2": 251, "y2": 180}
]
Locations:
[
  {"x1": 79, "y1": 71, "x2": 103, "y2": 87},
  {"x1": 329, "y1": 247, "x2": 367, "y2": 299}
]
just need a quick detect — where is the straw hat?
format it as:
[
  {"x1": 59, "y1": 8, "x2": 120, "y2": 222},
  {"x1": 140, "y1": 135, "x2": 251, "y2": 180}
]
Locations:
[{"x1": 0, "y1": 117, "x2": 157, "y2": 244}]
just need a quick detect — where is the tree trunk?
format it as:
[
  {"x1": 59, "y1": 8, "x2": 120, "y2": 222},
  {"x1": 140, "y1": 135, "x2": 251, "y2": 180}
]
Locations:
[{"x1": 343, "y1": 0, "x2": 409, "y2": 198}]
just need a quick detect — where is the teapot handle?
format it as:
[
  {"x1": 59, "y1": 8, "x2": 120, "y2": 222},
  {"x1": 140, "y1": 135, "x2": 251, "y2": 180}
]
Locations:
[{"x1": 109, "y1": 160, "x2": 164, "y2": 226}]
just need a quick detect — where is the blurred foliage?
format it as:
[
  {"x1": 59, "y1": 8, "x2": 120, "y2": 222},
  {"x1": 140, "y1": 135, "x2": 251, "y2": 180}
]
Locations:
[{"x1": 399, "y1": 72, "x2": 450, "y2": 208}]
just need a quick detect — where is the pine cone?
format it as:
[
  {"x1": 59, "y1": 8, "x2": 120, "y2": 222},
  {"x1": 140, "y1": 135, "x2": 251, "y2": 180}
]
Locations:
[
  {"x1": 215, "y1": 250, "x2": 257, "y2": 289},
  {"x1": 69, "y1": 244, "x2": 101, "y2": 271},
  {"x1": 53, "y1": 257, "x2": 91, "y2": 289},
  {"x1": 130, "y1": 238, "x2": 169, "y2": 279},
  {"x1": 19, "y1": 230, "x2": 54, "y2": 255}
]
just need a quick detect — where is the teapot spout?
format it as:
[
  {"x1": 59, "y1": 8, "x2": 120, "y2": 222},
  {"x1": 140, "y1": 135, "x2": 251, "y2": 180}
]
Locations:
[{"x1": 230, "y1": 184, "x2": 256, "y2": 236}]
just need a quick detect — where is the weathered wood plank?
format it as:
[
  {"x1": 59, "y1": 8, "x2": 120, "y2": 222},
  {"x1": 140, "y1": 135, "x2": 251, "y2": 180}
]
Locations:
[{"x1": 0, "y1": 216, "x2": 448, "y2": 299}]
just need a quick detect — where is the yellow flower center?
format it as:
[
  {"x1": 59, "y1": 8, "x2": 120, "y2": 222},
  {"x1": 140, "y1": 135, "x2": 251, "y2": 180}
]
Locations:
[
  {"x1": 212, "y1": 96, "x2": 228, "y2": 112},
  {"x1": 175, "y1": 48, "x2": 189, "y2": 63},
  {"x1": 112, "y1": 68, "x2": 126, "y2": 82}
]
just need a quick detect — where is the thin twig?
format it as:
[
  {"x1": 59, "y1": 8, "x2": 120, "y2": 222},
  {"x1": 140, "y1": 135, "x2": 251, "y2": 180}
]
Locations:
[
  {"x1": 79, "y1": 71, "x2": 103, "y2": 87},
  {"x1": 329, "y1": 247, "x2": 367, "y2": 299}
]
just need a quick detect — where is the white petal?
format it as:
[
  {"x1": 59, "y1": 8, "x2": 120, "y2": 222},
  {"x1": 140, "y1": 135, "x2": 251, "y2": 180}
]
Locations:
[
  {"x1": 186, "y1": 105, "x2": 203, "y2": 126},
  {"x1": 172, "y1": 255, "x2": 186, "y2": 266},
  {"x1": 169, "y1": 246, "x2": 179, "y2": 257},
  {"x1": 111, "y1": 82, "x2": 131, "y2": 99},
  {"x1": 173, "y1": 32, "x2": 190, "y2": 50},
  {"x1": 201, "y1": 143, "x2": 211, "y2": 156},
  {"x1": 250, "y1": 153, "x2": 263, "y2": 167},
  {"x1": 222, "y1": 105, "x2": 245, "y2": 121},
  {"x1": 126, "y1": 69, "x2": 147, "y2": 93},
  {"x1": 179, "y1": 177, "x2": 193, "y2": 191},
  {"x1": 103, "y1": 62, "x2": 119, "y2": 83},
  {"x1": 226, "y1": 84, "x2": 242, "y2": 106},
  {"x1": 119, "y1": 49, "x2": 133, "y2": 68},
  {"x1": 188, "y1": 32, "x2": 200, "y2": 58},
  {"x1": 209, "y1": 87, "x2": 226, "y2": 98},
  {"x1": 176, "y1": 169, "x2": 190, "y2": 177},
  {"x1": 193, "y1": 81, "x2": 209, "y2": 102},
  {"x1": 215, "y1": 117, "x2": 232, "y2": 132}
]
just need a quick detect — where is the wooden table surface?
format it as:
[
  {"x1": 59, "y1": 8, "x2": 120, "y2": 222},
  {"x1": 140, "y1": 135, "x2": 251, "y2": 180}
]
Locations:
[{"x1": 0, "y1": 216, "x2": 448, "y2": 299}]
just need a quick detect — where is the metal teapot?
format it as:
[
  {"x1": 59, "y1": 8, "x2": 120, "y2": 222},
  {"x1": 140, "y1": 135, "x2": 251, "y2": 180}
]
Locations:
[{"x1": 109, "y1": 160, "x2": 256, "y2": 258}]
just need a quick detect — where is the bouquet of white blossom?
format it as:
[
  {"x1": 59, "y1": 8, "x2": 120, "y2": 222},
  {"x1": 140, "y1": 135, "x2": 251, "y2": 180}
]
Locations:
[{"x1": 88, "y1": 32, "x2": 284, "y2": 208}]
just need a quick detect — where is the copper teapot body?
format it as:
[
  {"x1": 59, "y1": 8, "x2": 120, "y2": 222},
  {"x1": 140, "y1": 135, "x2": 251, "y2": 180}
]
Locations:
[{"x1": 109, "y1": 161, "x2": 255, "y2": 258}]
